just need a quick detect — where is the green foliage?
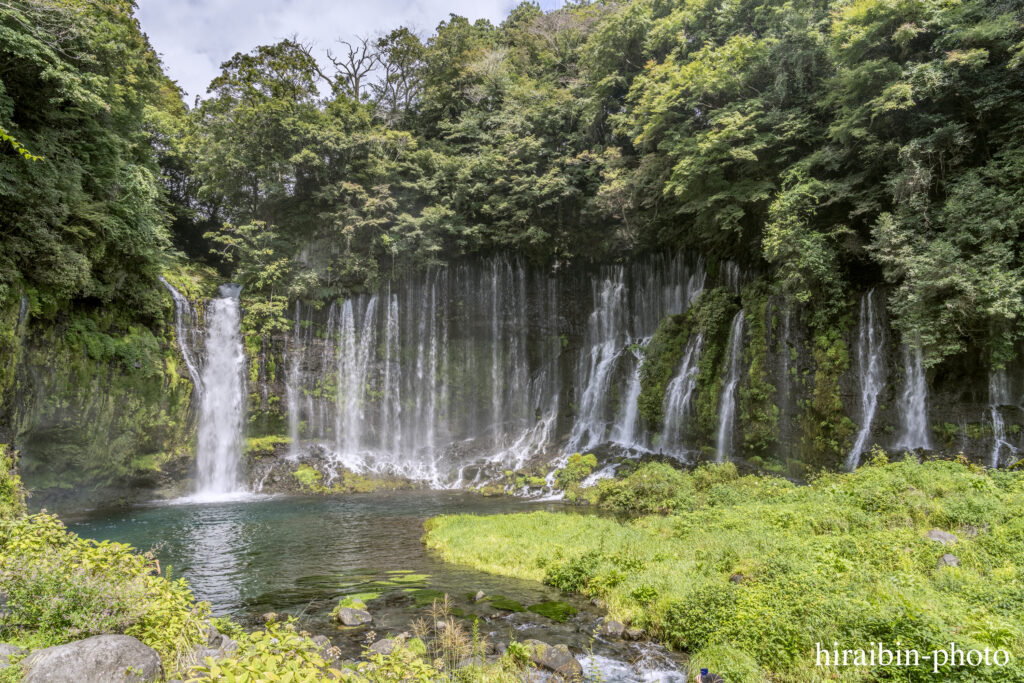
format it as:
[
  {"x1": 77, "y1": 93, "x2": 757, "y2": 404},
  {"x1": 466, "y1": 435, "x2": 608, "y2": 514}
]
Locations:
[
  {"x1": 190, "y1": 620, "x2": 340, "y2": 682},
  {"x1": 0, "y1": 513, "x2": 208, "y2": 669},
  {"x1": 427, "y1": 460, "x2": 1024, "y2": 681},
  {"x1": 554, "y1": 452, "x2": 597, "y2": 500},
  {"x1": 0, "y1": 445, "x2": 25, "y2": 520},
  {"x1": 640, "y1": 288, "x2": 739, "y2": 434},
  {"x1": 589, "y1": 462, "x2": 693, "y2": 514},
  {"x1": 526, "y1": 601, "x2": 576, "y2": 623},
  {"x1": 0, "y1": 0, "x2": 176, "y2": 317},
  {"x1": 801, "y1": 325, "x2": 857, "y2": 472},
  {"x1": 292, "y1": 464, "x2": 323, "y2": 489},
  {"x1": 739, "y1": 287, "x2": 779, "y2": 456}
]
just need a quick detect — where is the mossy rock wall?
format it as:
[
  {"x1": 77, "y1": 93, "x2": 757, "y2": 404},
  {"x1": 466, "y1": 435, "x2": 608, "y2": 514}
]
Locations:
[{"x1": 0, "y1": 278, "x2": 207, "y2": 507}]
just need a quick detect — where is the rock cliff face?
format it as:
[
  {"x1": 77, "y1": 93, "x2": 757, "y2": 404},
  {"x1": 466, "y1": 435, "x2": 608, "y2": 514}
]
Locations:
[
  {"x1": 0, "y1": 288, "x2": 197, "y2": 509},
  {"x1": 3, "y1": 254, "x2": 1018, "y2": 505}
]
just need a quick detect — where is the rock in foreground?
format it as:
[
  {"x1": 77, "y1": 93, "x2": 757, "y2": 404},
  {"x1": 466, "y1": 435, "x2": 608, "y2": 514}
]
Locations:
[
  {"x1": 22, "y1": 635, "x2": 161, "y2": 683},
  {"x1": 524, "y1": 639, "x2": 583, "y2": 679}
]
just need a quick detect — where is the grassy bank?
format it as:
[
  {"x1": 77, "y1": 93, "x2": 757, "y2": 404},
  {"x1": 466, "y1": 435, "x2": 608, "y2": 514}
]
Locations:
[{"x1": 425, "y1": 457, "x2": 1024, "y2": 681}]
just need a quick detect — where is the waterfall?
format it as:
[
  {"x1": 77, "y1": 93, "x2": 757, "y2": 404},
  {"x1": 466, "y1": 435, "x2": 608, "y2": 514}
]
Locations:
[
  {"x1": 894, "y1": 343, "x2": 932, "y2": 450},
  {"x1": 715, "y1": 311, "x2": 745, "y2": 463},
  {"x1": 279, "y1": 254, "x2": 711, "y2": 486},
  {"x1": 661, "y1": 334, "x2": 704, "y2": 455},
  {"x1": 159, "y1": 276, "x2": 203, "y2": 397},
  {"x1": 846, "y1": 290, "x2": 886, "y2": 470},
  {"x1": 610, "y1": 344, "x2": 646, "y2": 447},
  {"x1": 988, "y1": 370, "x2": 1015, "y2": 467},
  {"x1": 193, "y1": 285, "x2": 247, "y2": 499},
  {"x1": 567, "y1": 270, "x2": 627, "y2": 451},
  {"x1": 335, "y1": 295, "x2": 379, "y2": 461},
  {"x1": 285, "y1": 301, "x2": 307, "y2": 460}
]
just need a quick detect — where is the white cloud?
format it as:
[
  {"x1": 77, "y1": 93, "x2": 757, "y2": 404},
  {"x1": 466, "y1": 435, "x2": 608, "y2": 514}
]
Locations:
[{"x1": 137, "y1": 0, "x2": 566, "y2": 101}]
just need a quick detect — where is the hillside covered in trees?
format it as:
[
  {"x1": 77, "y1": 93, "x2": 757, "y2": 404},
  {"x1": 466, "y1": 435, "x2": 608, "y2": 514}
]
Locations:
[{"x1": 2, "y1": 0, "x2": 1024, "y2": 495}]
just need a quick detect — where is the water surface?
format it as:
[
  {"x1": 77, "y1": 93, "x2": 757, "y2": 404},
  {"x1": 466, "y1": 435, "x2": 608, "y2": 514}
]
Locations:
[{"x1": 70, "y1": 491, "x2": 685, "y2": 680}]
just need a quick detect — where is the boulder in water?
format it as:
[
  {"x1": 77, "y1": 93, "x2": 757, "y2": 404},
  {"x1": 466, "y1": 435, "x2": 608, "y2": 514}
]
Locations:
[
  {"x1": 523, "y1": 639, "x2": 583, "y2": 679},
  {"x1": 368, "y1": 638, "x2": 397, "y2": 656},
  {"x1": 336, "y1": 607, "x2": 372, "y2": 626},
  {"x1": 22, "y1": 635, "x2": 161, "y2": 683}
]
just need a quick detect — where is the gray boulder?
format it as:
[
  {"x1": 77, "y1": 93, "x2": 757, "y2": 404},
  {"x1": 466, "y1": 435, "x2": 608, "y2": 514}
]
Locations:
[
  {"x1": 0, "y1": 643, "x2": 27, "y2": 668},
  {"x1": 938, "y1": 554, "x2": 960, "y2": 568},
  {"x1": 368, "y1": 638, "x2": 397, "y2": 656},
  {"x1": 624, "y1": 627, "x2": 644, "y2": 641},
  {"x1": 927, "y1": 529, "x2": 958, "y2": 545},
  {"x1": 523, "y1": 639, "x2": 583, "y2": 679},
  {"x1": 335, "y1": 607, "x2": 372, "y2": 626},
  {"x1": 23, "y1": 635, "x2": 161, "y2": 683},
  {"x1": 599, "y1": 619, "x2": 625, "y2": 638}
]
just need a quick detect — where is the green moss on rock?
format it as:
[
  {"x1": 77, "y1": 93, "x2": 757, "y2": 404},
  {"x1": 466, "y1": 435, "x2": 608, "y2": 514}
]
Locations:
[
  {"x1": 639, "y1": 288, "x2": 739, "y2": 434},
  {"x1": 739, "y1": 285, "x2": 778, "y2": 456}
]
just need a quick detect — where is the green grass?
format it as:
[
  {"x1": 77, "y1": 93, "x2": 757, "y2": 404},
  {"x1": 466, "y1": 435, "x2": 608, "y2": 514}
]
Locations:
[{"x1": 425, "y1": 457, "x2": 1024, "y2": 682}]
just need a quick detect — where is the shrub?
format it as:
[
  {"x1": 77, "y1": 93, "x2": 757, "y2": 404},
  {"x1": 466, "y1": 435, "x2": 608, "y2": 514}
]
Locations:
[
  {"x1": 0, "y1": 513, "x2": 207, "y2": 668},
  {"x1": 554, "y1": 453, "x2": 597, "y2": 490},
  {"x1": 591, "y1": 462, "x2": 693, "y2": 513},
  {"x1": 0, "y1": 445, "x2": 25, "y2": 520},
  {"x1": 190, "y1": 620, "x2": 340, "y2": 681}
]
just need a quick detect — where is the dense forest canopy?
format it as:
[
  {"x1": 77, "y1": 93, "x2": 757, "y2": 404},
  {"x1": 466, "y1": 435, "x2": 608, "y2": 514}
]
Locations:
[{"x1": 2, "y1": 0, "x2": 1024, "y2": 365}]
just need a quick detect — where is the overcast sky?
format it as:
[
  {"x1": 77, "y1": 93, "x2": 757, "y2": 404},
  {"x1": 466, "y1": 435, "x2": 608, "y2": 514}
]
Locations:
[{"x1": 137, "y1": 0, "x2": 567, "y2": 102}]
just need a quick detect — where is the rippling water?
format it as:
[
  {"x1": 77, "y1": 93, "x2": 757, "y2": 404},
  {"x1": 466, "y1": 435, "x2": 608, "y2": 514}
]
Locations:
[{"x1": 69, "y1": 491, "x2": 685, "y2": 681}]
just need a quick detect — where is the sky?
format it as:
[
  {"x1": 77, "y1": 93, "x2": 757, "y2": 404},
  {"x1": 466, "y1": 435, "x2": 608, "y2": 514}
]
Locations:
[{"x1": 137, "y1": 0, "x2": 567, "y2": 102}]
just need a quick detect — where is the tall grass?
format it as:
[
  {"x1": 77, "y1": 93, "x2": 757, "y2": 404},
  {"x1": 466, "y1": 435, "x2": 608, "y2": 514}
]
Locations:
[{"x1": 425, "y1": 458, "x2": 1024, "y2": 681}]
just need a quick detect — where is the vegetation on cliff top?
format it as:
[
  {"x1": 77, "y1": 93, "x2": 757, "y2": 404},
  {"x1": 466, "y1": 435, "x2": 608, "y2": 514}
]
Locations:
[
  {"x1": 426, "y1": 457, "x2": 1024, "y2": 681},
  {"x1": 4, "y1": 0, "x2": 1024, "y2": 490}
]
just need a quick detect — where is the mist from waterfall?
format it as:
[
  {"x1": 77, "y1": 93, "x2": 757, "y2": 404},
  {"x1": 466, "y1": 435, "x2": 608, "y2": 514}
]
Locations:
[
  {"x1": 715, "y1": 311, "x2": 745, "y2": 463},
  {"x1": 846, "y1": 290, "x2": 886, "y2": 470},
  {"x1": 193, "y1": 285, "x2": 247, "y2": 500},
  {"x1": 894, "y1": 343, "x2": 931, "y2": 451}
]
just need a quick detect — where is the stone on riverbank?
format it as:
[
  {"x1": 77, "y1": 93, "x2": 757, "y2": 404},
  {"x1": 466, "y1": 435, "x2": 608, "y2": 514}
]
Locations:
[
  {"x1": 599, "y1": 619, "x2": 625, "y2": 638},
  {"x1": 22, "y1": 635, "x2": 161, "y2": 683},
  {"x1": 523, "y1": 639, "x2": 583, "y2": 679}
]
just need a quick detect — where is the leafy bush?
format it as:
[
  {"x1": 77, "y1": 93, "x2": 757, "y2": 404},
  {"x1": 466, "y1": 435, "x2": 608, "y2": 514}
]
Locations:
[
  {"x1": 554, "y1": 453, "x2": 597, "y2": 490},
  {"x1": 590, "y1": 462, "x2": 693, "y2": 513},
  {"x1": 0, "y1": 445, "x2": 25, "y2": 520},
  {"x1": 0, "y1": 513, "x2": 207, "y2": 668},
  {"x1": 190, "y1": 620, "x2": 340, "y2": 682}
]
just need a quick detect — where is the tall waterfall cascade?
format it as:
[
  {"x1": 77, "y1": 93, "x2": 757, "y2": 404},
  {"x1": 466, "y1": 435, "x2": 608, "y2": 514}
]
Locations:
[
  {"x1": 193, "y1": 285, "x2": 247, "y2": 500},
  {"x1": 284, "y1": 255, "x2": 711, "y2": 486},
  {"x1": 846, "y1": 290, "x2": 886, "y2": 470},
  {"x1": 988, "y1": 370, "x2": 1016, "y2": 467},
  {"x1": 894, "y1": 343, "x2": 932, "y2": 451},
  {"x1": 715, "y1": 311, "x2": 746, "y2": 463}
]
